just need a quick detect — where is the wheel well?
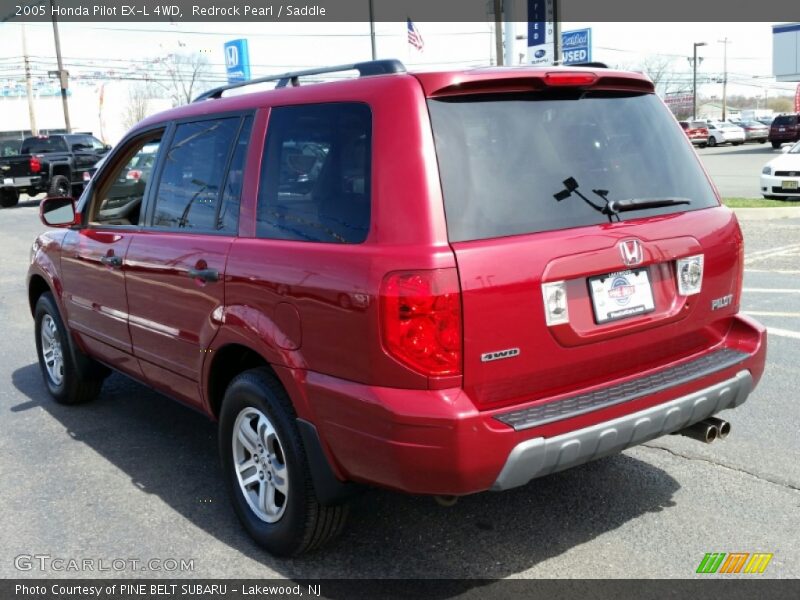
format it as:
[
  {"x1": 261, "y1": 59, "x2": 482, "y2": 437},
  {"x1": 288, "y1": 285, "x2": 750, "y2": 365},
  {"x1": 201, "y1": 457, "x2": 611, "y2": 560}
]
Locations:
[
  {"x1": 51, "y1": 165, "x2": 71, "y2": 179},
  {"x1": 28, "y1": 274, "x2": 51, "y2": 315},
  {"x1": 207, "y1": 344, "x2": 274, "y2": 419}
]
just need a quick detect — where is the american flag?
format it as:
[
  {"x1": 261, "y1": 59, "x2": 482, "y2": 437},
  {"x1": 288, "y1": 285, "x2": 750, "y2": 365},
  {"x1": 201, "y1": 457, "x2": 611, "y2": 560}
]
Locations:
[{"x1": 407, "y1": 18, "x2": 424, "y2": 52}]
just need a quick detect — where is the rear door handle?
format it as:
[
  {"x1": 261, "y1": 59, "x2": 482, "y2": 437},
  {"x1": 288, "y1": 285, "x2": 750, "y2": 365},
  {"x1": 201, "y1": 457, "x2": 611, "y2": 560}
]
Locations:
[
  {"x1": 188, "y1": 268, "x2": 219, "y2": 282},
  {"x1": 100, "y1": 255, "x2": 122, "y2": 268}
]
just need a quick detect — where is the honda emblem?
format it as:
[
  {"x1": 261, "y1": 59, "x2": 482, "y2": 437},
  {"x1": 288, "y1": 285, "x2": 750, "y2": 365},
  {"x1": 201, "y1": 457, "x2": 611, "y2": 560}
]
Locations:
[{"x1": 619, "y1": 239, "x2": 644, "y2": 267}]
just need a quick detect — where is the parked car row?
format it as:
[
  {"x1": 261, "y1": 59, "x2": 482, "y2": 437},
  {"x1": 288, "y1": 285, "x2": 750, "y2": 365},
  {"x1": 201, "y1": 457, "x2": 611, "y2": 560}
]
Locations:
[{"x1": 678, "y1": 114, "x2": 800, "y2": 149}]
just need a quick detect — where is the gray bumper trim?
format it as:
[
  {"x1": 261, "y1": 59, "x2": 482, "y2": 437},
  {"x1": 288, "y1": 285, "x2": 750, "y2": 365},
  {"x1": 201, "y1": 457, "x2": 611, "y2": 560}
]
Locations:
[{"x1": 491, "y1": 369, "x2": 753, "y2": 491}]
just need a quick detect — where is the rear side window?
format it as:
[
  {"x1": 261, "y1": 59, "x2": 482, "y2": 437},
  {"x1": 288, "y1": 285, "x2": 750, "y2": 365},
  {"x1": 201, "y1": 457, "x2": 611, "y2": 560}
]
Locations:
[
  {"x1": 428, "y1": 92, "x2": 719, "y2": 242},
  {"x1": 151, "y1": 117, "x2": 242, "y2": 231},
  {"x1": 773, "y1": 115, "x2": 799, "y2": 126},
  {"x1": 21, "y1": 137, "x2": 67, "y2": 154},
  {"x1": 256, "y1": 103, "x2": 371, "y2": 243}
]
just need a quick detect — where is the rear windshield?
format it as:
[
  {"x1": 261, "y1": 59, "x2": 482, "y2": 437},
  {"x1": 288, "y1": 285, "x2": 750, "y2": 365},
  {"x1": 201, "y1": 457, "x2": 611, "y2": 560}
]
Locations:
[
  {"x1": 772, "y1": 115, "x2": 799, "y2": 126},
  {"x1": 690, "y1": 121, "x2": 707, "y2": 128},
  {"x1": 21, "y1": 137, "x2": 67, "y2": 154},
  {"x1": 428, "y1": 91, "x2": 719, "y2": 242}
]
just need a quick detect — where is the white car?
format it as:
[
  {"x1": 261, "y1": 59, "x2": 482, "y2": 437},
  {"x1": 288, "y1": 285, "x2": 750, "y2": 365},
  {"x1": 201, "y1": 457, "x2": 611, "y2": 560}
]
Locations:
[
  {"x1": 761, "y1": 142, "x2": 800, "y2": 199},
  {"x1": 704, "y1": 121, "x2": 745, "y2": 146}
]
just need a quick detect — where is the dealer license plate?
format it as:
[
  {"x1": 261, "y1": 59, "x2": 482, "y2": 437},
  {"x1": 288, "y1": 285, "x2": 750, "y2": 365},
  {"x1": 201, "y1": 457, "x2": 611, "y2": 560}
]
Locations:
[
  {"x1": 589, "y1": 268, "x2": 656, "y2": 324},
  {"x1": 781, "y1": 180, "x2": 798, "y2": 190}
]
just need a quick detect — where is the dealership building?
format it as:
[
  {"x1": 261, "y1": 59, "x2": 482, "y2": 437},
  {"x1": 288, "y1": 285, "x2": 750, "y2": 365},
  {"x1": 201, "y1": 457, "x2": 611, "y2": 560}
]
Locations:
[{"x1": 773, "y1": 23, "x2": 800, "y2": 82}]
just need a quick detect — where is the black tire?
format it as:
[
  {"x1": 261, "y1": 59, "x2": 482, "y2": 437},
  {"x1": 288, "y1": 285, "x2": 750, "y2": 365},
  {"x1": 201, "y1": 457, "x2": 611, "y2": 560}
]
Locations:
[
  {"x1": 219, "y1": 368, "x2": 348, "y2": 556},
  {"x1": 0, "y1": 187, "x2": 19, "y2": 208},
  {"x1": 34, "y1": 292, "x2": 107, "y2": 404},
  {"x1": 732, "y1": 142, "x2": 743, "y2": 146},
  {"x1": 47, "y1": 174, "x2": 71, "y2": 198},
  {"x1": 707, "y1": 136, "x2": 717, "y2": 147},
  {"x1": 772, "y1": 142, "x2": 781, "y2": 149}
]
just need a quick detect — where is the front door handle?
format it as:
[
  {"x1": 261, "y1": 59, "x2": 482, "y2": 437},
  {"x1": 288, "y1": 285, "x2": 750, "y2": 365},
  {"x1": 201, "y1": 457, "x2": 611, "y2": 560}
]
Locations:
[
  {"x1": 188, "y1": 267, "x2": 219, "y2": 282},
  {"x1": 100, "y1": 255, "x2": 122, "y2": 268}
]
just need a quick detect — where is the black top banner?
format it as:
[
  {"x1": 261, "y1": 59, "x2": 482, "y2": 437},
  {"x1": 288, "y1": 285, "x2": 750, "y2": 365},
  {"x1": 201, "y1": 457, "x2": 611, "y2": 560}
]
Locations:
[{"x1": 1, "y1": 0, "x2": 800, "y2": 22}]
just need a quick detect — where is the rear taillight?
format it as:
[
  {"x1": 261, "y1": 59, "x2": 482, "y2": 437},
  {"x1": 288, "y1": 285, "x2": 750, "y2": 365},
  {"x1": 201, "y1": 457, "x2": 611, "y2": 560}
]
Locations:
[
  {"x1": 29, "y1": 156, "x2": 41, "y2": 173},
  {"x1": 126, "y1": 169, "x2": 142, "y2": 180},
  {"x1": 544, "y1": 72, "x2": 598, "y2": 87},
  {"x1": 676, "y1": 255, "x2": 704, "y2": 296},
  {"x1": 380, "y1": 269, "x2": 462, "y2": 377}
]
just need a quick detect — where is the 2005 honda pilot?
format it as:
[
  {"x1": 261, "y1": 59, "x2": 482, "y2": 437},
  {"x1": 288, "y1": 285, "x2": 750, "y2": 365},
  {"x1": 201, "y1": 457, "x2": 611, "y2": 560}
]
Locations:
[{"x1": 28, "y1": 60, "x2": 767, "y2": 556}]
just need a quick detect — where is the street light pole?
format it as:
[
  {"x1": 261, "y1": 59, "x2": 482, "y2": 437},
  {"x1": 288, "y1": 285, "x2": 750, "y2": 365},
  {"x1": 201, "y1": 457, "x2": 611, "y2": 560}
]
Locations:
[
  {"x1": 692, "y1": 42, "x2": 706, "y2": 120},
  {"x1": 719, "y1": 38, "x2": 730, "y2": 121}
]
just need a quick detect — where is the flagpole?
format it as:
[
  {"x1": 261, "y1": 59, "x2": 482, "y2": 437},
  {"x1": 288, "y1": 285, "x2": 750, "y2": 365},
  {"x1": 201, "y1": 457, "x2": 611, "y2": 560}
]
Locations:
[{"x1": 368, "y1": 0, "x2": 377, "y2": 60}]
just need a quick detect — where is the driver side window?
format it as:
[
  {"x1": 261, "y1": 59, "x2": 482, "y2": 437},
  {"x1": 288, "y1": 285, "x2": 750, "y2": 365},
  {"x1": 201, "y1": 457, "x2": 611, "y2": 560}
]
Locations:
[{"x1": 89, "y1": 133, "x2": 162, "y2": 227}]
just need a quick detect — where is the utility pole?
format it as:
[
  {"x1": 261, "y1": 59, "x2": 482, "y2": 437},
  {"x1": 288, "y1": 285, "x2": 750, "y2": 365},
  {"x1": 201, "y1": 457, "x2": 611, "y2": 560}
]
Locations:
[
  {"x1": 493, "y1": 0, "x2": 503, "y2": 66},
  {"x1": 719, "y1": 38, "x2": 730, "y2": 121},
  {"x1": 553, "y1": 0, "x2": 561, "y2": 65},
  {"x1": 21, "y1": 23, "x2": 37, "y2": 136},
  {"x1": 368, "y1": 0, "x2": 376, "y2": 60},
  {"x1": 50, "y1": 0, "x2": 71, "y2": 131},
  {"x1": 691, "y1": 42, "x2": 706, "y2": 120}
]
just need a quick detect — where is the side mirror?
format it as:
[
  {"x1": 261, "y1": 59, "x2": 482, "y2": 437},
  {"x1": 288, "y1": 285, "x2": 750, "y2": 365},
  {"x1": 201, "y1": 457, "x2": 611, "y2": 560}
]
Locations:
[
  {"x1": 40, "y1": 196, "x2": 79, "y2": 228},
  {"x1": 781, "y1": 145, "x2": 792, "y2": 153}
]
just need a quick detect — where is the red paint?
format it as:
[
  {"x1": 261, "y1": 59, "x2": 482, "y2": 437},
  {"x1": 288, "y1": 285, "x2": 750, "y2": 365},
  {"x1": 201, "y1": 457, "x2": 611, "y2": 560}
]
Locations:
[{"x1": 28, "y1": 65, "x2": 767, "y2": 496}]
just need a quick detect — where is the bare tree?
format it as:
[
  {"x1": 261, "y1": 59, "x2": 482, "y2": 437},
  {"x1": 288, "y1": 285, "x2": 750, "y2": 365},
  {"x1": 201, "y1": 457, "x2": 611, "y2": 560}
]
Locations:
[
  {"x1": 147, "y1": 52, "x2": 213, "y2": 106},
  {"x1": 637, "y1": 56, "x2": 691, "y2": 97},
  {"x1": 123, "y1": 82, "x2": 157, "y2": 129}
]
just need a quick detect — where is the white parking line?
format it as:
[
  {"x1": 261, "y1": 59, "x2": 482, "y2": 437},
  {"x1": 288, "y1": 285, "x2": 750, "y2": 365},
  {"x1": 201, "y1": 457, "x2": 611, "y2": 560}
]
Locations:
[
  {"x1": 742, "y1": 288, "x2": 800, "y2": 294},
  {"x1": 745, "y1": 310, "x2": 800, "y2": 318},
  {"x1": 767, "y1": 327, "x2": 800, "y2": 340},
  {"x1": 744, "y1": 243, "x2": 800, "y2": 265},
  {"x1": 745, "y1": 269, "x2": 800, "y2": 274}
]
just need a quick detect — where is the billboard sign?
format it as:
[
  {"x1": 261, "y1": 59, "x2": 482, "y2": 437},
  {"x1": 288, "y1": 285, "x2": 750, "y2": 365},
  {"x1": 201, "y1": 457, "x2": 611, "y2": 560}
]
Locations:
[
  {"x1": 527, "y1": 0, "x2": 554, "y2": 65},
  {"x1": 561, "y1": 28, "x2": 592, "y2": 65},
  {"x1": 224, "y1": 38, "x2": 251, "y2": 83}
]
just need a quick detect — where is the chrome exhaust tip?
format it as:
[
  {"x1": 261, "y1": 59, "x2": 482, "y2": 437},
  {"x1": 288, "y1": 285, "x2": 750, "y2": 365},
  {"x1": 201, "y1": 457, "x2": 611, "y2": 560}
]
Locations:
[
  {"x1": 702, "y1": 417, "x2": 731, "y2": 439},
  {"x1": 679, "y1": 421, "x2": 719, "y2": 444}
]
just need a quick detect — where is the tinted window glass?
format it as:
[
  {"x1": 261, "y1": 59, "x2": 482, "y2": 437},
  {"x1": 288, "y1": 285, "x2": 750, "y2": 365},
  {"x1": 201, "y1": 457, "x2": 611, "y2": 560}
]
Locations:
[
  {"x1": 90, "y1": 137, "x2": 161, "y2": 227},
  {"x1": 773, "y1": 115, "x2": 799, "y2": 126},
  {"x1": 218, "y1": 116, "x2": 253, "y2": 234},
  {"x1": 256, "y1": 103, "x2": 371, "y2": 243},
  {"x1": 428, "y1": 92, "x2": 719, "y2": 242},
  {"x1": 152, "y1": 118, "x2": 240, "y2": 230},
  {"x1": 21, "y1": 137, "x2": 68, "y2": 153}
]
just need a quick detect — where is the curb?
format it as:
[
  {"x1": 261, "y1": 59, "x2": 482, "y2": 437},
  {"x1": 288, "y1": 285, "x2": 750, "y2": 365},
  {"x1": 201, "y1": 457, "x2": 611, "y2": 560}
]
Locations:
[{"x1": 731, "y1": 207, "x2": 800, "y2": 220}]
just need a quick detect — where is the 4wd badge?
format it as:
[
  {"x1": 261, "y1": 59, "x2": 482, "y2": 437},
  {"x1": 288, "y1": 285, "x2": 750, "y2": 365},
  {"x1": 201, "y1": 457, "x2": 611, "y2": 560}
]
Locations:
[{"x1": 481, "y1": 348, "x2": 520, "y2": 363}]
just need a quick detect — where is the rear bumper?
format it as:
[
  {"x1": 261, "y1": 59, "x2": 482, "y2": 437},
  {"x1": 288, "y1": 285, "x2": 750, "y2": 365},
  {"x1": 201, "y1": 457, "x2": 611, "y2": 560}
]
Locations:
[
  {"x1": 492, "y1": 369, "x2": 751, "y2": 490},
  {"x1": 305, "y1": 315, "x2": 766, "y2": 496}
]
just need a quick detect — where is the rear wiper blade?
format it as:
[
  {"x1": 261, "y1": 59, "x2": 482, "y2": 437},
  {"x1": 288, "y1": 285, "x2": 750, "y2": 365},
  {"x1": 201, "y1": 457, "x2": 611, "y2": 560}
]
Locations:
[{"x1": 603, "y1": 198, "x2": 691, "y2": 214}]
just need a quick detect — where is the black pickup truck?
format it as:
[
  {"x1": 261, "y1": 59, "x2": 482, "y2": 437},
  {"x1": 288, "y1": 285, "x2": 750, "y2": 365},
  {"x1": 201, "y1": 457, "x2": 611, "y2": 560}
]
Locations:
[{"x1": 0, "y1": 134, "x2": 111, "y2": 208}]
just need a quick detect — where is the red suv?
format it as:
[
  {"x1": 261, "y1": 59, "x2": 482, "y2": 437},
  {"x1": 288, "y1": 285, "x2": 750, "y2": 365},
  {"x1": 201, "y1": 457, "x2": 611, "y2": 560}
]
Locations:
[
  {"x1": 769, "y1": 113, "x2": 800, "y2": 148},
  {"x1": 28, "y1": 61, "x2": 767, "y2": 556}
]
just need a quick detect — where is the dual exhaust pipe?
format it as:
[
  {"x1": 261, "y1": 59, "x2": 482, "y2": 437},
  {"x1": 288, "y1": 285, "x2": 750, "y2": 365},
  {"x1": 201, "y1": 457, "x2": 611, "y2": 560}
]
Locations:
[{"x1": 678, "y1": 417, "x2": 731, "y2": 444}]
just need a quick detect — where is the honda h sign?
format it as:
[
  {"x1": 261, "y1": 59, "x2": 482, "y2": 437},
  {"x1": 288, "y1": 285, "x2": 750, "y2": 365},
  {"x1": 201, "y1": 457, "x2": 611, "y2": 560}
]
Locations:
[
  {"x1": 224, "y1": 38, "x2": 251, "y2": 83},
  {"x1": 561, "y1": 28, "x2": 592, "y2": 65}
]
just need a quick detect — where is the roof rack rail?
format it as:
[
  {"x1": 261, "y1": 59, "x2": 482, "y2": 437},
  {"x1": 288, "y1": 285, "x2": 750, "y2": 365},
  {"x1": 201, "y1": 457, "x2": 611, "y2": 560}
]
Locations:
[{"x1": 193, "y1": 59, "x2": 406, "y2": 102}]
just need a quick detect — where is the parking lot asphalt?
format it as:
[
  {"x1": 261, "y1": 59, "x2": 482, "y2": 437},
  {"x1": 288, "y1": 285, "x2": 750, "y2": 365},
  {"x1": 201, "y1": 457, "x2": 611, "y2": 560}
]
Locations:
[
  {"x1": 697, "y1": 142, "x2": 788, "y2": 199},
  {"x1": 1, "y1": 200, "x2": 798, "y2": 580}
]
